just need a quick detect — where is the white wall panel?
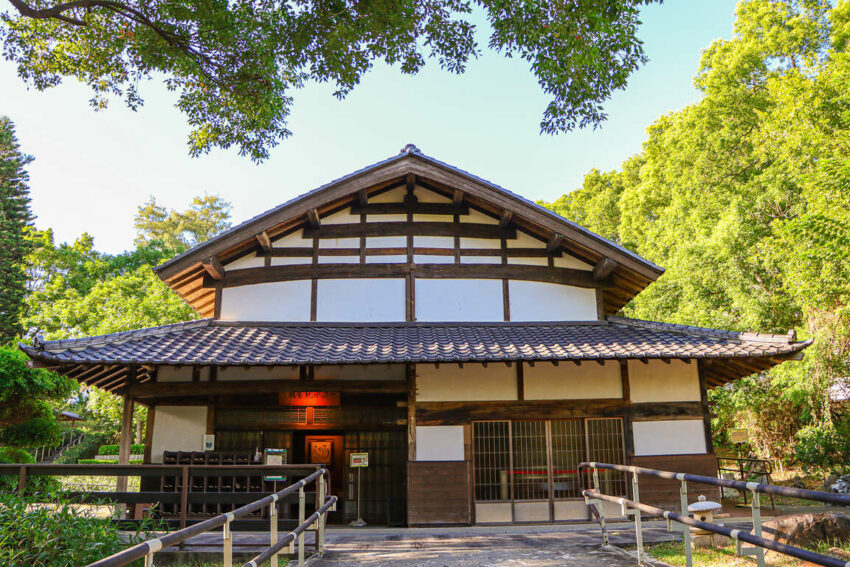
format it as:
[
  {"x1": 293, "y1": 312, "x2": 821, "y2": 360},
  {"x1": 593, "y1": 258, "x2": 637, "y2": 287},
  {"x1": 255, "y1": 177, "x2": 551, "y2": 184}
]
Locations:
[
  {"x1": 370, "y1": 187, "x2": 406, "y2": 203},
  {"x1": 507, "y1": 231, "x2": 545, "y2": 248},
  {"x1": 273, "y1": 230, "x2": 312, "y2": 247},
  {"x1": 270, "y1": 257, "x2": 311, "y2": 266},
  {"x1": 321, "y1": 210, "x2": 360, "y2": 225},
  {"x1": 417, "y1": 363, "x2": 517, "y2": 401},
  {"x1": 220, "y1": 281, "x2": 311, "y2": 321},
  {"x1": 633, "y1": 420, "x2": 707, "y2": 456},
  {"x1": 523, "y1": 361, "x2": 622, "y2": 399},
  {"x1": 366, "y1": 236, "x2": 407, "y2": 248},
  {"x1": 414, "y1": 187, "x2": 451, "y2": 203},
  {"x1": 367, "y1": 213, "x2": 408, "y2": 222},
  {"x1": 415, "y1": 426, "x2": 465, "y2": 461},
  {"x1": 316, "y1": 278, "x2": 405, "y2": 321},
  {"x1": 225, "y1": 253, "x2": 265, "y2": 270},
  {"x1": 464, "y1": 209, "x2": 499, "y2": 225},
  {"x1": 366, "y1": 255, "x2": 408, "y2": 264},
  {"x1": 150, "y1": 406, "x2": 207, "y2": 463},
  {"x1": 414, "y1": 236, "x2": 455, "y2": 248},
  {"x1": 321, "y1": 237, "x2": 359, "y2": 248},
  {"x1": 629, "y1": 360, "x2": 701, "y2": 402},
  {"x1": 318, "y1": 256, "x2": 359, "y2": 264},
  {"x1": 413, "y1": 214, "x2": 455, "y2": 222},
  {"x1": 507, "y1": 257, "x2": 548, "y2": 266},
  {"x1": 554, "y1": 254, "x2": 592, "y2": 270},
  {"x1": 157, "y1": 366, "x2": 194, "y2": 383},
  {"x1": 415, "y1": 278, "x2": 503, "y2": 322},
  {"x1": 459, "y1": 237, "x2": 501, "y2": 249},
  {"x1": 460, "y1": 256, "x2": 501, "y2": 264},
  {"x1": 414, "y1": 255, "x2": 455, "y2": 264},
  {"x1": 508, "y1": 281, "x2": 597, "y2": 321}
]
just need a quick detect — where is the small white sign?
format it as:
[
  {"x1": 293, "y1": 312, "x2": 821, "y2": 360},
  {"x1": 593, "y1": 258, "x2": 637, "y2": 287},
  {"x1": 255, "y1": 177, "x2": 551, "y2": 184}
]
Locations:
[
  {"x1": 350, "y1": 452, "x2": 369, "y2": 468},
  {"x1": 203, "y1": 434, "x2": 215, "y2": 451}
]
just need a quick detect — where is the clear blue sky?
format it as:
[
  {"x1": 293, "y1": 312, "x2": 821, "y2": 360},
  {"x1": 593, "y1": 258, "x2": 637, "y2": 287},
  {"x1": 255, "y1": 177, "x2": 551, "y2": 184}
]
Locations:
[{"x1": 1, "y1": 0, "x2": 737, "y2": 254}]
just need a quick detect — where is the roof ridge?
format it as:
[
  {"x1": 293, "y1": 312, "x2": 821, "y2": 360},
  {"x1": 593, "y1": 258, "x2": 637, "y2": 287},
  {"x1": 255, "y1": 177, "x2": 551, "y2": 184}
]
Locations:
[
  {"x1": 607, "y1": 316, "x2": 795, "y2": 344},
  {"x1": 30, "y1": 318, "x2": 214, "y2": 350}
]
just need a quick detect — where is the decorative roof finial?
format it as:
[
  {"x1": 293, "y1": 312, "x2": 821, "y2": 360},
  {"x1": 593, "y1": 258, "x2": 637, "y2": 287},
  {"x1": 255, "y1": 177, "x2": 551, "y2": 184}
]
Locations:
[{"x1": 400, "y1": 143, "x2": 420, "y2": 154}]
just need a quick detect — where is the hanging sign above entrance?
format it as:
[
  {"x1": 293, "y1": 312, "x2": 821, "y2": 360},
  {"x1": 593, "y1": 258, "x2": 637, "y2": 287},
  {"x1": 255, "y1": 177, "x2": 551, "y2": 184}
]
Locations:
[{"x1": 279, "y1": 391, "x2": 340, "y2": 407}]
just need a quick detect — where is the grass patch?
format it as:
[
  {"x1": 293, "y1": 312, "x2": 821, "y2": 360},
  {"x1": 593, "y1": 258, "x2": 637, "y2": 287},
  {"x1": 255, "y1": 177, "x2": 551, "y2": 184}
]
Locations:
[{"x1": 644, "y1": 540, "x2": 850, "y2": 567}]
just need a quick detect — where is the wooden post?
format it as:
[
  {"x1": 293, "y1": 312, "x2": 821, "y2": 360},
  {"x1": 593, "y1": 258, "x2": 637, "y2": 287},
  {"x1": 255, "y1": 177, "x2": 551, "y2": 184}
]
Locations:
[
  {"x1": 18, "y1": 465, "x2": 27, "y2": 495},
  {"x1": 180, "y1": 466, "x2": 190, "y2": 531},
  {"x1": 619, "y1": 360, "x2": 635, "y2": 458},
  {"x1": 407, "y1": 363, "x2": 416, "y2": 462},
  {"x1": 117, "y1": 386, "x2": 135, "y2": 493}
]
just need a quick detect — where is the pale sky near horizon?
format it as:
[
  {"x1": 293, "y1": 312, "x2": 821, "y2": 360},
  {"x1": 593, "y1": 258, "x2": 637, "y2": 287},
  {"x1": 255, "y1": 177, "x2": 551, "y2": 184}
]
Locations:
[{"x1": 1, "y1": 0, "x2": 738, "y2": 255}]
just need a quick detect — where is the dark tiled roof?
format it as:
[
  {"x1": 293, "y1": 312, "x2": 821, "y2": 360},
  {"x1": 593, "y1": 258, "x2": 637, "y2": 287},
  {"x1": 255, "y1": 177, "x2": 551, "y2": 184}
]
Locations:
[{"x1": 21, "y1": 317, "x2": 810, "y2": 367}]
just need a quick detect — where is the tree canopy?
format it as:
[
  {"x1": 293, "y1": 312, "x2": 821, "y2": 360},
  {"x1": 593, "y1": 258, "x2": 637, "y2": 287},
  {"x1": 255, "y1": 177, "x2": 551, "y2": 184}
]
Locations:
[
  {"x1": 544, "y1": 0, "x2": 850, "y2": 466},
  {"x1": 1, "y1": 0, "x2": 657, "y2": 161}
]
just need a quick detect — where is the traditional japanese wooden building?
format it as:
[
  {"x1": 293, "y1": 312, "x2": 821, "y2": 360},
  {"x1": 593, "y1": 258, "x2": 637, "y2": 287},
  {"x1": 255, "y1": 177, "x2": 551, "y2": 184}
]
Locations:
[{"x1": 23, "y1": 145, "x2": 810, "y2": 525}]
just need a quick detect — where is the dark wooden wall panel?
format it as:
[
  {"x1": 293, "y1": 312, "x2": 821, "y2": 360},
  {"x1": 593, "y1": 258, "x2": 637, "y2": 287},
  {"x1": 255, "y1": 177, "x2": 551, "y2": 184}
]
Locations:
[
  {"x1": 629, "y1": 454, "x2": 719, "y2": 510},
  {"x1": 407, "y1": 461, "x2": 471, "y2": 525}
]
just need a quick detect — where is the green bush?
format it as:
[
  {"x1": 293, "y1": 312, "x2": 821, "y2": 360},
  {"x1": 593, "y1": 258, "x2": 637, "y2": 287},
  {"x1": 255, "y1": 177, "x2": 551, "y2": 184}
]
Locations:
[
  {"x1": 0, "y1": 446, "x2": 60, "y2": 493},
  {"x1": 795, "y1": 418, "x2": 850, "y2": 472},
  {"x1": 54, "y1": 432, "x2": 112, "y2": 465},
  {"x1": 97, "y1": 443, "x2": 145, "y2": 456},
  {"x1": 0, "y1": 492, "x2": 154, "y2": 567}
]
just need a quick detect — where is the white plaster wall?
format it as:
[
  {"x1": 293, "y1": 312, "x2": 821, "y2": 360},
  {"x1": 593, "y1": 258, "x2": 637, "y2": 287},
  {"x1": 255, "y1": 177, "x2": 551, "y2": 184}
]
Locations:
[
  {"x1": 157, "y1": 366, "x2": 194, "y2": 383},
  {"x1": 464, "y1": 209, "x2": 499, "y2": 225},
  {"x1": 220, "y1": 281, "x2": 311, "y2": 321},
  {"x1": 320, "y1": 237, "x2": 359, "y2": 248},
  {"x1": 320, "y1": 209, "x2": 360, "y2": 225},
  {"x1": 508, "y1": 281, "x2": 597, "y2": 321},
  {"x1": 270, "y1": 257, "x2": 311, "y2": 266},
  {"x1": 414, "y1": 255, "x2": 455, "y2": 264},
  {"x1": 460, "y1": 256, "x2": 501, "y2": 264},
  {"x1": 316, "y1": 278, "x2": 405, "y2": 321},
  {"x1": 414, "y1": 187, "x2": 451, "y2": 203},
  {"x1": 415, "y1": 425, "x2": 465, "y2": 461},
  {"x1": 633, "y1": 420, "x2": 707, "y2": 456},
  {"x1": 414, "y1": 236, "x2": 454, "y2": 248},
  {"x1": 366, "y1": 236, "x2": 407, "y2": 248},
  {"x1": 413, "y1": 214, "x2": 455, "y2": 222},
  {"x1": 628, "y1": 360, "x2": 701, "y2": 403},
  {"x1": 507, "y1": 257, "x2": 548, "y2": 266},
  {"x1": 366, "y1": 255, "x2": 408, "y2": 263},
  {"x1": 318, "y1": 256, "x2": 359, "y2": 264},
  {"x1": 218, "y1": 366, "x2": 299, "y2": 381},
  {"x1": 225, "y1": 253, "x2": 265, "y2": 270},
  {"x1": 417, "y1": 363, "x2": 517, "y2": 401},
  {"x1": 150, "y1": 405, "x2": 207, "y2": 463},
  {"x1": 415, "y1": 278, "x2": 503, "y2": 322},
  {"x1": 272, "y1": 230, "x2": 312, "y2": 247},
  {"x1": 507, "y1": 231, "x2": 545, "y2": 248},
  {"x1": 314, "y1": 364, "x2": 405, "y2": 381},
  {"x1": 367, "y1": 213, "x2": 408, "y2": 223},
  {"x1": 459, "y1": 237, "x2": 501, "y2": 249},
  {"x1": 523, "y1": 362, "x2": 622, "y2": 400},
  {"x1": 370, "y1": 187, "x2": 406, "y2": 203},
  {"x1": 553, "y1": 254, "x2": 592, "y2": 270}
]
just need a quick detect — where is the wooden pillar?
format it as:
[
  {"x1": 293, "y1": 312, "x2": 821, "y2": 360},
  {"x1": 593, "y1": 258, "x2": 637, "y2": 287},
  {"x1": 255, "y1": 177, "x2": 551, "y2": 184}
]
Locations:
[
  {"x1": 697, "y1": 361, "x2": 714, "y2": 454},
  {"x1": 117, "y1": 366, "x2": 137, "y2": 493},
  {"x1": 619, "y1": 360, "x2": 635, "y2": 458},
  {"x1": 143, "y1": 404, "x2": 156, "y2": 464},
  {"x1": 407, "y1": 363, "x2": 416, "y2": 462}
]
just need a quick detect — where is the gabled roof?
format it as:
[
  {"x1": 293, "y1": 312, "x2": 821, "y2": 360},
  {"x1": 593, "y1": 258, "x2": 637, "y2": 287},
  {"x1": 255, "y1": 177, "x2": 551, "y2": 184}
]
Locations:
[
  {"x1": 21, "y1": 316, "x2": 811, "y2": 393},
  {"x1": 155, "y1": 145, "x2": 664, "y2": 316}
]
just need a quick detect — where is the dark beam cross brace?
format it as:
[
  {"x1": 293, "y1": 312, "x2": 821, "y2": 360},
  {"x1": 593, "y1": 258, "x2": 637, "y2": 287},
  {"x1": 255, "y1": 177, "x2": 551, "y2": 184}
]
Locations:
[
  {"x1": 593, "y1": 257, "x2": 619, "y2": 281},
  {"x1": 202, "y1": 257, "x2": 225, "y2": 281},
  {"x1": 255, "y1": 231, "x2": 272, "y2": 252}
]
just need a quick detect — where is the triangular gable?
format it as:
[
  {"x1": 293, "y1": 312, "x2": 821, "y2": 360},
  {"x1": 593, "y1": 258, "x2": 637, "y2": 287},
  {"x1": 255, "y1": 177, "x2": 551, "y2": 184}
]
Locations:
[{"x1": 155, "y1": 145, "x2": 664, "y2": 317}]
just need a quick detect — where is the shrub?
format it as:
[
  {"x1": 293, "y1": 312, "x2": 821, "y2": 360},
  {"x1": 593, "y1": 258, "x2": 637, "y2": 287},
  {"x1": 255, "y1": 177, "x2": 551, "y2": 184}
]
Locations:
[
  {"x1": 54, "y1": 432, "x2": 112, "y2": 465},
  {"x1": 0, "y1": 492, "x2": 155, "y2": 567},
  {"x1": 0, "y1": 446, "x2": 60, "y2": 493},
  {"x1": 97, "y1": 443, "x2": 145, "y2": 456},
  {"x1": 795, "y1": 418, "x2": 850, "y2": 472}
]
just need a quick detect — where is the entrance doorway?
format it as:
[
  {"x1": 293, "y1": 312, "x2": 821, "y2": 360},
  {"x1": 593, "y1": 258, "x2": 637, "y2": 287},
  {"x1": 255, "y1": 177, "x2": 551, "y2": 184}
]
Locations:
[{"x1": 304, "y1": 434, "x2": 344, "y2": 496}]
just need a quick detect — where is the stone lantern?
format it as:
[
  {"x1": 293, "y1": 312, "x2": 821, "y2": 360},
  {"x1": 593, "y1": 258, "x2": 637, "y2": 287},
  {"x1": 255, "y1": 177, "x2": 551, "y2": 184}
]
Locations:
[{"x1": 688, "y1": 495, "x2": 725, "y2": 547}]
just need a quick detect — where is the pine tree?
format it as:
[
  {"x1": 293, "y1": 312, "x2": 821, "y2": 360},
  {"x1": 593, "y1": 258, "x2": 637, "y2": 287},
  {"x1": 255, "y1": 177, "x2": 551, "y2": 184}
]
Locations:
[{"x1": 0, "y1": 117, "x2": 34, "y2": 341}]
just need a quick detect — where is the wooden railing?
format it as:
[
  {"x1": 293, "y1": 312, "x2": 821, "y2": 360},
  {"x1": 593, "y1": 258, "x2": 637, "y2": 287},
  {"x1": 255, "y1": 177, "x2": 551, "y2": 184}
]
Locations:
[
  {"x1": 580, "y1": 461, "x2": 850, "y2": 567},
  {"x1": 0, "y1": 463, "x2": 327, "y2": 531},
  {"x1": 82, "y1": 468, "x2": 336, "y2": 567}
]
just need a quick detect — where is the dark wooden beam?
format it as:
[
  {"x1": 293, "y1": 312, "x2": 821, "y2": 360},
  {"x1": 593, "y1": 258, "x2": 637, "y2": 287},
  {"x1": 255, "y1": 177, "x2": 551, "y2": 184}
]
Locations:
[
  {"x1": 406, "y1": 173, "x2": 416, "y2": 192},
  {"x1": 127, "y1": 379, "x2": 408, "y2": 399},
  {"x1": 593, "y1": 257, "x2": 619, "y2": 281},
  {"x1": 209, "y1": 263, "x2": 606, "y2": 289},
  {"x1": 303, "y1": 221, "x2": 514, "y2": 240},
  {"x1": 546, "y1": 233, "x2": 565, "y2": 254},
  {"x1": 453, "y1": 189, "x2": 464, "y2": 205},
  {"x1": 256, "y1": 231, "x2": 272, "y2": 252},
  {"x1": 631, "y1": 401, "x2": 704, "y2": 421},
  {"x1": 262, "y1": 246, "x2": 550, "y2": 258},
  {"x1": 306, "y1": 208, "x2": 320, "y2": 229},
  {"x1": 202, "y1": 258, "x2": 225, "y2": 281},
  {"x1": 357, "y1": 188, "x2": 368, "y2": 208},
  {"x1": 416, "y1": 399, "x2": 627, "y2": 424},
  {"x1": 499, "y1": 210, "x2": 513, "y2": 230}
]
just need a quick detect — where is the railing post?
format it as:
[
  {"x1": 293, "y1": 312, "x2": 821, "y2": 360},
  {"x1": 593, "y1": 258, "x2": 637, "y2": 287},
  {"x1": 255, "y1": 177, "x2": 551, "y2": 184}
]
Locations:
[
  {"x1": 18, "y1": 465, "x2": 27, "y2": 495},
  {"x1": 298, "y1": 485, "x2": 306, "y2": 567},
  {"x1": 144, "y1": 553, "x2": 155, "y2": 567},
  {"x1": 632, "y1": 469, "x2": 644, "y2": 564},
  {"x1": 592, "y1": 467, "x2": 609, "y2": 546},
  {"x1": 317, "y1": 472, "x2": 326, "y2": 555},
  {"x1": 679, "y1": 478, "x2": 693, "y2": 567},
  {"x1": 270, "y1": 498, "x2": 279, "y2": 567},
  {"x1": 223, "y1": 516, "x2": 233, "y2": 567},
  {"x1": 750, "y1": 488, "x2": 766, "y2": 567}
]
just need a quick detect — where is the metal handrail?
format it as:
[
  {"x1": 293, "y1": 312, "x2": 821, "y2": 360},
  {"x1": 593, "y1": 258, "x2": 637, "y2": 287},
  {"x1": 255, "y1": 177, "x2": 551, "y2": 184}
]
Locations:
[
  {"x1": 579, "y1": 461, "x2": 850, "y2": 567},
  {"x1": 85, "y1": 468, "x2": 332, "y2": 567}
]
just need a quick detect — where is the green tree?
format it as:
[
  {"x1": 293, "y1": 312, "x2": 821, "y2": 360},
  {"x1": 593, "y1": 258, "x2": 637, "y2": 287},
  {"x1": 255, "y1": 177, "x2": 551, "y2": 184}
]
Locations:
[
  {"x1": 0, "y1": 116, "x2": 34, "y2": 342},
  {"x1": 1, "y1": 0, "x2": 657, "y2": 161},
  {"x1": 543, "y1": 0, "x2": 850, "y2": 465},
  {"x1": 135, "y1": 194, "x2": 231, "y2": 252},
  {"x1": 0, "y1": 345, "x2": 74, "y2": 448}
]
